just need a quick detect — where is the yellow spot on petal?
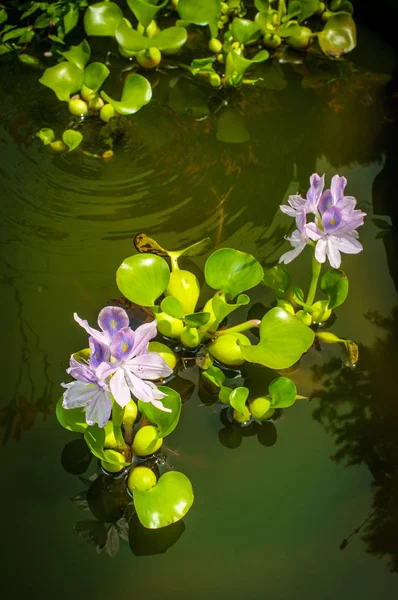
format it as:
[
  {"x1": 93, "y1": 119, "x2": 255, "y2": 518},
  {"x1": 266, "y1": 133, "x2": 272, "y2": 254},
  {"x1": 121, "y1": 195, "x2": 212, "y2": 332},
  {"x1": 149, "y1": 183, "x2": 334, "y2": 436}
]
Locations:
[
  {"x1": 110, "y1": 319, "x2": 117, "y2": 328},
  {"x1": 122, "y1": 342, "x2": 128, "y2": 352}
]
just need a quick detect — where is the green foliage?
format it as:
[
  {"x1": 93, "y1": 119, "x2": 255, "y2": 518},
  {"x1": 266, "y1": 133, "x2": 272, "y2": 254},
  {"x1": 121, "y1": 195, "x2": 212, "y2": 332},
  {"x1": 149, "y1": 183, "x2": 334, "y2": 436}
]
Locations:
[
  {"x1": 60, "y1": 39, "x2": 91, "y2": 70},
  {"x1": 62, "y1": 129, "x2": 83, "y2": 151},
  {"x1": 56, "y1": 396, "x2": 87, "y2": 433},
  {"x1": 36, "y1": 128, "x2": 55, "y2": 145},
  {"x1": 85, "y1": 424, "x2": 129, "y2": 465},
  {"x1": 127, "y1": 0, "x2": 168, "y2": 28},
  {"x1": 84, "y1": 1, "x2": 123, "y2": 36},
  {"x1": 262, "y1": 265, "x2": 291, "y2": 296},
  {"x1": 101, "y1": 73, "x2": 152, "y2": 115},
  {"x1": 116, "y1": 253, "x2": 170, "y2": 306},
  {"x1": 133, "y1": 471, "x2": 194, "y2": 529},
  {"x1": 268, "y1": 377, "x2": 297, "y2": 408},
  {"x1": 83, "y1": 62, "x2": 110, "y2": 92},
  {"x1": 39, "y1": 61, "x2": 84, "y2": 101},
  {"x1": 138, "y1": 386, "x2": 182, "y2": 438},
  {"x1": 116, "y1": 19, "x2": 187, "y2": 52},
  {"x1": 320, "y1": 268, "x2": 348, "y2": 309},
  {"x1": 205, "y1": 248, "x2": 264, "y2": 300},
  {"x1": 318, "y1": 13, "x2": 356, "y2": 57},
  {"x1": 229, "y1": 386, "x2": 249, "y2": 417},
  {"x1": 230, "y1": 18, "x2": 261, "y2": 44}
]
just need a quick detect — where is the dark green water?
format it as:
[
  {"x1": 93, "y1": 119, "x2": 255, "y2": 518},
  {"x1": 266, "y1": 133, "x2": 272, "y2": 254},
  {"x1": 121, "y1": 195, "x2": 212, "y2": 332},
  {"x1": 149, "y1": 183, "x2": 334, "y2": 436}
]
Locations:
[{"x1": 1, "y1": 23, "x2": 398, "y2": 599}]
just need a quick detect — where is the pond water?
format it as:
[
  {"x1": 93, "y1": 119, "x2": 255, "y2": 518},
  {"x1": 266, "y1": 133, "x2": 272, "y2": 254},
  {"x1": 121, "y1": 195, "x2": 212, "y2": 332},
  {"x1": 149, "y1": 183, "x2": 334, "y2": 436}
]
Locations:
[{"x1": 1, "y1": 15, "x2": 398, "y2": 600}]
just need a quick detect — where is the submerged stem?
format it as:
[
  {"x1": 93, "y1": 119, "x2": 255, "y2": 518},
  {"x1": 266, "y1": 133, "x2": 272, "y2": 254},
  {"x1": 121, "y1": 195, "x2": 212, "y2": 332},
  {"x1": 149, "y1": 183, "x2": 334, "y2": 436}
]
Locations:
[{"x1": 306, "y1": 250, "x2": 322, "y2": 306}]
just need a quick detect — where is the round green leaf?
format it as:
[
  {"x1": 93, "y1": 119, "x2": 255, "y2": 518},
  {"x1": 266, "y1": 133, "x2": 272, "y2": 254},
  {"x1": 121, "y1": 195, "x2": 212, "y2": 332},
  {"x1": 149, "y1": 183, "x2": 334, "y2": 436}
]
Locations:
[
  {"x1": 117, "y1": 253, "x2": 170, "y2": 306},
  {"x1": 39, "y1": 61, "x2": 84, "y2": 101},
  {"x1": 161, "y1": 296, "x2": 185, "y2": 319},
  {"x1": 318, "y1": 14, "x2": 356, "y2": 57},
  {"x1": 202, "y1": 365, "x2": 225, "y2": 388},
  {"x1": 127, "y1": 0, "x2": 168, "y2": 28},
  {"x1": 60, "y1": 40, "x2": 91, "y2": 71},
  {"x1": 138, "y1": 386, "x2": 181, "y2": 438},
  {"x1": 205, "y1": 248, "x2": 263, "y2": 300},
  {"x1": 36, "y1": 128, "x2": 55, "y2": 145},
  {"x1": 56, "y1": 396, "x2": 87, "y2": 433},
  {"x1": 321, "y1": 268, "x2": 349, "y2": 309},
  {"x1": 269, "y1": 377, "x2": 297, "y2": 408},
  {"x1": 62, "y1": 130, "x2": 83, "y2": 152},
  {"x1": 229, "y1": 386, "x2": 249, "y2": 416},
  {"x1": 84, "y1": 1, "x2": 124, "y2": 37},
  {"x1": 101, "y1": 73, "x2": 152, "y2": 116},
  {"x1": 133, "y1": 471, "x2": 194, "y2": 529},
  {"x1": 231, "y1": 18, "x2": 261, "y2": 44},
  {"x1": 84, "y1": 62, "x2": 110, "y2": 92},
  {"x1": 240, "y1": 307, "x2": 315, "y2": 369},
  {"x1": 178, "y1": 0, "x2": 220, "y2": 25},
  {"x1": 262, "y1": 265, "x2": 291, "y2": 296}
]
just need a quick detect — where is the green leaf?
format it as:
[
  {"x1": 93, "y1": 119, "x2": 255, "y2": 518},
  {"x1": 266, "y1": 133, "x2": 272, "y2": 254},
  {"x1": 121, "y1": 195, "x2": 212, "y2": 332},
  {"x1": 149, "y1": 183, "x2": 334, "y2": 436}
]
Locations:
[
  {"x1": 133, "y1": 471, "x2": 194, "y2": 529},
  {"x1": 292, "y1": 286, "x2": 313, "y2": 312},
  {"x1": 127, "y1": 0, "x2": 168, "y2": 28},
  {"x1": 262, "y1": 265, "x2": 291, "y2": 296},
  {"x1": 205, "y1": 248, "x2": 263, "y2": 300},
  {"x1": 202, "y1": 365, "x2": 225, "y2": 388},
  {"x1": 60, "y1": 40, "x2": 91, "y2": 70},
  {"x1": 56, "y1": 396, "x2": 87, "y2": 433},
  {"x1": 138, "y1": 386, "x2": 181, "y2": 438},
  {"x1": 277, "y1": 22, "x2": 302, "y2": 38},
  {"x1": 254, "y1": 0, "x2": 270, "y2": 11},
  {"x1": 330, "y1": 0, "x2": 354, "y2": 14},
  {"x1": 85, "y1": 424, "x2": 129, "y2": 465},
  {"x1": 226, "y1": 49, "x2": 269, "y2": 80},
  {"x1": 298, "y1": 0, "x2": 323, "y2": 22},
  {"x1": 117, "y1": 253, "x2": 170, "y2": 306},
  {"x1": 177, "y1": 0, "x2": 220, "y2": 25},
  {"x1": 231, "y1": 18, "x2": 261, "y2": 44},
  {"x1": 84, "y1": 1, "x2": 124, "y2": 37},
  {"x1": 207, "y1": 292, "x2": 250, "y2": 333},
  {"x1": 216, "y1": 109, "x2": 250, "y2": 144},
  {"x1": 229, "y1": 386, "x2": 249, "y2": 416},
  {"x1": 320, "y1": 268, "x2": 348, "y2": 309},
  {"x1": 64, "y1": 5, "x2": 80, "y2": 34},
  {"x1": 190, "y1": 57, "x2": 215, "y2": 76},
  {"x1": 62, "y1": 130, "x2": 83, "y2": 152},
  {"x1": 101, "y1": 73, "x2": 152, "y2": 116},
  {"x1": 116, "y1": 20, "x2": 187, "y2": 51},
  {"x1": 0, "y1": 8, "x2": 8, "y2": 25},
  {"x1": 36, "y1": 128, "x2": 55, "y2": 145},
  {"x1": 84, "y1": 62, "x2": 110, "y2": 92},
  {"x1": 39, "y1": 61, "x2": 84, "y2": 101},
  {"x1": 177, "y1": 237, "x2": 212, "y2": 258},
  {"x1": 161, "y1": 296, "x2": 185, "y2": 319},
  {"x1": 111, "y1": 402, "x2": 127, "y2": 447},
  {"x1": 18, "y1": 53, "x2": 44, "y2": 69},
  {"x1": 269, "y1": 377, "x2": 297, "y2": 408},
  {"x1": 2, "y1": 27, "x2": 32, "y2": 42},
  {"x1": 318, "y1": 13, "x2": 356, "y2": 57},
  {"x1": 240, "y1": 307, "x2": 315, "y2": 369},
  {"x1": 184, "y1": 312, "x2": 210, "y2": 328},
  {"x1": 0, "y1": 44, "x2": 13, "y2": 56}
]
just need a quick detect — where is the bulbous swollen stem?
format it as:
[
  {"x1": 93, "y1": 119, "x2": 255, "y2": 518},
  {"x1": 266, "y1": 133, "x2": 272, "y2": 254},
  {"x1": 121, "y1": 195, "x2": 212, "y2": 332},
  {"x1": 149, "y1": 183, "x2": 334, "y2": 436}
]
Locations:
[
  {"x1": 306, "y1": 248, "x2": 322, "y2": 306},
  {"x1": 212, "y1": 319, "x2": 261, "y2": 338}
]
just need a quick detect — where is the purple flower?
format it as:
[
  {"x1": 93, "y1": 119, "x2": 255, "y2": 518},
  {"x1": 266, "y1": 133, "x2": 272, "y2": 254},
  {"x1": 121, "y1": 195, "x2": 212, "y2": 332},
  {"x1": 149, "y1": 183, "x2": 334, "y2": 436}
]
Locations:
[
  {"x1": 279, "y1": 173, "x2": 366, "y2": 268},
  {"x1": 74, "y1": 306, "x2": 130, "y2": 347}
]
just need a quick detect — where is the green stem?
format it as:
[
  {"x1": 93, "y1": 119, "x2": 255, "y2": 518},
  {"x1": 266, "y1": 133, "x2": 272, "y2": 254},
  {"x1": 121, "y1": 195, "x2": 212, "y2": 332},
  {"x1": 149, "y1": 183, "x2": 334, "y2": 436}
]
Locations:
[
  {"x1": 277, "y1": 0, "x2": 287, "y2": 24},
  {"x1": 213, "y1": 319, "x2": 261, "y2": 337},
  {"x1": 306, "y1": 250, "x2": 322, "y2": 306},
  {"x1": 168, "y1": 252, "x2": 180, "y2": 271}
]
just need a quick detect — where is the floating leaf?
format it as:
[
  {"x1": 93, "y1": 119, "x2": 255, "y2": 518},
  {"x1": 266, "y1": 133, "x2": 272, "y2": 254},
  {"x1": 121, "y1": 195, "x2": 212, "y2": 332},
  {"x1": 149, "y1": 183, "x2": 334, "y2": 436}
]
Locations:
[
  {"x1": 229, "y1": 386, "x2": 249, "y2": 417},
  {"x1": 318, "y1": 13, "x2": 356, "y2": 57},
  {"x1": 216, "y1": 109, "x2": 250, "y2": 144},
  {"x1": 262, "y1": 265, "x2": 291, "y2": 296},
  {"x1": 320, "y1": 269, "x2": 348, "y2": 309},
  {"x1": 62, "y1": 130, "x2": 83, "y2": 152},
  {"x1": 133, "y1": 471, "x2": 194, "y2": 529},
  {"x1": 83, "y1": 62, "x2": 110, "y2": 92},
  {"x1": 85, "y1": 424, "x2": 129, "y2": 465},
  {"x1": 127, "y1": 0, "x2": 168, "y2": 28},
  {"x1": 206, "y1": 291, "x2": 250, "y2": 333},
  {"x1": 117, "y1": 253, "x2": 170, "y2": 306},
  {"x1": 60, "y1": 40, "x2": 91, "y2": 70},
  {"x1": 231, "y1": 18, "x2": 261, "y2": 44},
  {"x1": 84, "y1": 1, "x2": 124, "y2": 36},
  {"x1": 101, "y1": 73, "x2": 152, "y2": 115},
  {"x1": 190, "y1": 57, "x2": 216, "y2": 76},
  {"x1": 240, "y1": 307, "x2": 315, "y2": 369},
  {"x1": 184, "y1": 312, "x2": 210, "y2": 328},
  {"x1": 116, "y1": 20, "x2": 187, "y2": 51},
  {"x1": 56, "y1": 396, "x2": 87, "y2": 433},
  {"x1": 36, "y1": 128, "x2": 55, "y2": 146},
  {"x1": 226, "y1": 49, "x2": 269, "y2": 80},
  {"x1": 205, "y1": 248, "x2": 263, "y2": 300},
  {"x1": 202, "y1": 365, "x2": 225, "y2": 388},
  {"x1": 161, "y1": 296, "x2": 185, "y2": 319},
  {"x1": 39, "y1": 61, "x2": 84, "y2": 101},
  {"x1": 138, "y1": 386, "x2": 181, "y2": 438},
  {"x1": 177, "y1": 0, "x2": 220, "y2": 32},
  {"x1": 269, "y1": 377, "x2": 297, "y2": 408}
]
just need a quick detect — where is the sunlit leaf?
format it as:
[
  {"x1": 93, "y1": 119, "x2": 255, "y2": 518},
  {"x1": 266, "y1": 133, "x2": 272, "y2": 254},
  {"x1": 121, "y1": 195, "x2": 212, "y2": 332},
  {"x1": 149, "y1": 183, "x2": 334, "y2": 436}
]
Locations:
[
  {"x1": 101, "y1": 73, "x2": 152, "y2": 115},
  {"x1": 231, "y1": 18, "x2": 261, "y2": 44},
  {"x1": 318, "y1": 13, "x2": 356, "y2": 57},
  {"x1": 60, "y1": 40, "x2": 91, "y2": 70},
  {"x1": 184, "y1": 312, "x2": 210, "y2": 328},
  {"x1": 177, "y1": 0, "x2": 220, "y2": 25},
  {"x1": 133, "y1": 471, "x2": 194, "y2": 529},
  {"x1": 206, "y1": 291, "x2": 250, "y2": 333},
  {"x1": 116, "y1": 19, "x2": 187, "y2": 51},
  {"x1": 138, "y1": 386, "x2": 181, "y2": 438},
  {"x1": 240, "y1": 307, "x2": 315, "y2": 369},
  {"x1": 84, "y1": 1, "x2": 124, "y2": 37},
  {"x1": 268, "y1": 377, "x2": 297, "y2": 408},
  {"x1": 84, "y1": 425, "x2": 130, "y2": 465},
  {"x1": 320, "y1": 268, "x2": 348, "y2": 309},
  {"x1": 2, "y1": 27, "x2": 31, "y2": 42},
  {"x1": 161, "y1": 296, "x2": 185, "y2": 319},
  {"x1": 117, "y1": 253, "x2": 170, "y2": 306},
  {"x1": 56, "y1": 396, "x2": 87, "y2": 433},
  {"x1": 36, "y1": 128, "x2": 55, "y2": 145},
  {"x1": 127, "y1": 0, "x2": 168, "y2": 28},
  {"x1": 202, "y1": 365, "x2": 226, "y2": 388},
  {"x1": 84, "y1": 62, "x2": 110, "y2": 92},
  {"x1": 229, "y1": 386, "x2": 249, "y2": 416},
  {"x1": 64, "y1": 5, "x2": 80, "y2": 34},
  {"x1": 205, "y1": 248, "x2": 263, "y2": 300},
  {"x1": 39, "y1": 61, "x2": 84, "y2": 101},
  {"x1": 62, "y1": 129, "x2": 83, "y2": 152},
  {"x1": 226, "y1": 49, "x2": 269, "y2": 80},
  {"x1": 262, "y1": 265, "x2": 291, "y2": 296}
]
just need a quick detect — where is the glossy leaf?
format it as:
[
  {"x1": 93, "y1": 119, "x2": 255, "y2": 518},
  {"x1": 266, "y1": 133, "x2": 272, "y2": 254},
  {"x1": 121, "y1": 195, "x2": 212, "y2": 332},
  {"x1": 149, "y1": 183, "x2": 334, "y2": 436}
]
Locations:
[
  {"x1": 177, "y1": 237, "x2": 212, "y2": 258},
  {"x1": 184, "y1": 312, "x2": 210, "y2": 328},
  {"x1": 84, "y1": 1, "x2": 124, "y2": 37},
  {"x1": 277, "y1": 23, "x2": 302, "y2": 38},
  {"x1": 330, "y1": 0, "x2": 354, "y2": 13},
  {"x1": 133, "y1": 471, "x2": 194, "y2": 529},
  {"x1": 190, "y1": 57, "x2": 215, "y2": 76},
  {"x1": 84, "y1": 424, "x2": 129, "y2": 465},
  {"x1": 2, "y1": 27, "x2": 31, "y2": 42},
  {"x1": 0, "y1": 8, "x2": 7, "y2": 25},
  {"x1": 205, "y1": 248, "x2": 263, "y2": 300},
  {"x1": 207, "y1": 291, "x2": 250, "y2": 333},
  {"x1": 216, "y1": 109, "x2": 250, "y2": 144},
  {"x1": 117, "y1": 252, "x2": 170, "y2": 306},
  {"x1": 56, "y1": 396, "x2": 87, "y2": 433},
  {"x1": 177, "y1": 0, "x2": 220, "y2": 25},
  {"x1": 202, "y1": 365, "x2": 225, "y2": 388},
  {"x1": 127, "y1": 0, "x2": 168, "y2": 28},
  {"x1": 254, "y1": 0, "x2": 270, "y2": 10},
  {"x1": 231, "y1": 18, "x2": 261, "y2": 44},
  {"x1": 240, "y1": 307, "x2": 315, "y2": 369},
  {"x1": 101, "y1": 73, "x2": 152, "y2": 116},
  {"x1": 269, "y1": 377, "x2": 297, "y2": 408},
  {"x1": 64, "y1": 5, "x2": 80, "y2": 34},
  {"x1": 318, "y1": 14, "x2": 356, "y2": 57},
  {"x1": 226, "y1": 49, "x2": 269, "y2": 79},
  {"x1": 161, "y1": 296, "x2": 185, "y2": 319},
  {"x1": 298, "y1": 0, "x2": 323, "y2": 21},
  {"x1": 84, "y1": 62, "x2": 110, "y2": 92},
  {"x1": 60, "y1": 40, "x2": 91, "y2": 70},
  {"x1": 36, "y1": 128, "x2": 55, "y2": 145},
  {"x1": 320, "y1": 269, "x2": 348, "y2": 309},
  {"x1": 39, "y1": 61, "x2": 84, "y2": 101},
  {"x1": 229, "y1": 386, "x2": 249, "y2": 417},
  {"x1": 116, "y1": 20, "x2": 187, "y2": 51},
  {"x1": 138, "y1": 386, "x2": 181, "y2": 438},
  {"x1": 262, "y1": 265, "x2": 291, "y2": 296},
  {"x1": 62, "y1": 130, "x2": 83, "y2": 152}
]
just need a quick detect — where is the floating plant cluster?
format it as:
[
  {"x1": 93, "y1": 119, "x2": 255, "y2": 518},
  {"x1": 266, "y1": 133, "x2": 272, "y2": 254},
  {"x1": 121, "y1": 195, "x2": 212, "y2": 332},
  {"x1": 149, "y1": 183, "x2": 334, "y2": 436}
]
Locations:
[
  {"x1": 0, "y1": 1, "x2": 357, "y2": 155},
  {"x1": 58, "y1": 172, "x2": 365, "y2": 532}
]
